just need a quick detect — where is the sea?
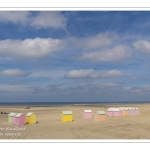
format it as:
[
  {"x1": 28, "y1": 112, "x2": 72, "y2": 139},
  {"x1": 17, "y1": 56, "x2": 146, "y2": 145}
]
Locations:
[{"x1": 0, "y1": 101, "x2": 149, "y2": 107}]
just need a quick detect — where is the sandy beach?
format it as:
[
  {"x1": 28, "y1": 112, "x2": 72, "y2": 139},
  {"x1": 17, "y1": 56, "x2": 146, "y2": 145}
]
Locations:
[{"x1": 0, "y1": 103, "x2": 149, "y2": 139}]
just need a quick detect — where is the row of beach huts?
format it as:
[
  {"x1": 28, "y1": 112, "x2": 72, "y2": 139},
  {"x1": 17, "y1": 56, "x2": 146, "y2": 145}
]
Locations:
[
  {"x1": 8, "y1": 112, "x2": 36, "y2": 126},
  {"x1": 62, "y1": 110, "x2": 106, "y2": 122},
  {"x1": 107, "y1": 107, "x2": 140, "y2": 117},
  {"x1": 7, "y1": 107, "x2": 140, "y2": 125},
  {"x1": 62, "y1": 107, "x2": 140, "y2": 122}
]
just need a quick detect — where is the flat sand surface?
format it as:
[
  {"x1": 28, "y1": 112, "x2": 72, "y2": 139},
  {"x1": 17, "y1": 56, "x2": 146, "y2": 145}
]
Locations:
[{"x1": 0, "y1": 104, "x2": 149, "y2": 139}]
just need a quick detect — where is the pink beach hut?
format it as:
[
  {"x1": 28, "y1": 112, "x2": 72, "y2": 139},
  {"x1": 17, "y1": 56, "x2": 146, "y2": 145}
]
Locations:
[
  {"x1": 130, "y1": 107, "x2": 138, "y2": 115},
  {"x1": 13, "y1": 113, "x2": 26, "y2": 126},
  {"x1": 135, "y1": 108, "x2": 140, "y2": 115},
  {"x1": 112, "y1": 108, "x2": 122, "y2": 117},
  {"x1": 107, "y1": 108, "x2": 114, "y2": 117},
  {"x1": 131, "y1": 107, "x2": 136, "y2": 115},
  {"x1": 83, "y1": 110, "x2": 92, "y2": 118}
]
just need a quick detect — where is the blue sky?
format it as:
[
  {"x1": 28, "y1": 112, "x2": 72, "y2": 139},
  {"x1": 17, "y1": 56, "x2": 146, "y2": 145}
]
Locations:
[{"x1": 0, "y1": 11, "x2": 150, "y2": 102}]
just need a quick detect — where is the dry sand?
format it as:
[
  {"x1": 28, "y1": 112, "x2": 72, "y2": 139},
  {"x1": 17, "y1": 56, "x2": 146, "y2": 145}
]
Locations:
[{"x1": 0, "y1": 103, "x2": 149, "y2": 139}]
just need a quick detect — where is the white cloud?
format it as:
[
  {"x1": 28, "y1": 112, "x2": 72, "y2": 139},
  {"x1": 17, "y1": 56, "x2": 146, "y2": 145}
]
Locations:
[
  {"x1": 97, "y1": 83, "x2": 119, "y2": 88},
  {"x1": 100, "y1": 70, "x2": 125, "y2": 78},
  {"x1": 130, "y1": 76, "x2": 138, "y2": 80},
  {"x1": 68, "y1": 32, "x2": 119, "y2": 50},
  {"x1": 80, "y1": 45, "x2": 132, "y2": 63},
  {"x1": 65, "y1": 69, "x2": 125, "y2": 79},
  {"x1": 0, "y1": 11, "x2": 30, "y2": 25},
  {"x1": 30, "y1": 70, "x2": 67, "y2": 78},
  {"x1": 65, "y1": 69, "x2": 93, "y2": 78},
  {"x1": 133, "y1": 40, "x2": 150, "y2": 53},
  {"x1": 0, "y1": 69, "x2": 31, "y2": 77},
  {"x1": 124, "y1": 87, "x2": 131, "y2": 91},
  {"x1": 0, "y1": 85, "x2": 34, "y2": 93},
  {"x1": 0, "y1": 37, "x2": 66, "y2": 60},
  {"x1": 140, "y1": 85, "x2": 150, "y2": 91},
  {"x1": 30, "y1": 12, "x2": 67, "y2": 29},
  {"x1": 0, "y1": 11, "x2": 67, "y2": 29},
  {"x1": 123, "y1": 85, "x2": 150, "y2": 95}
]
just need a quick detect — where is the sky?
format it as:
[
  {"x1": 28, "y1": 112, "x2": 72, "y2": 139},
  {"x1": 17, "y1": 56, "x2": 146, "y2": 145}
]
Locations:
[{"x1": 0, "y1": 11, "x2": 150, "y2": 102}]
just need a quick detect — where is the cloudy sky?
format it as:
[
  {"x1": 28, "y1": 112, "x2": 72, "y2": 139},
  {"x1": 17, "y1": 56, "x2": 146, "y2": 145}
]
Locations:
[{"x1": 0, "y1": 11, "x2": 150, "y2": 102}]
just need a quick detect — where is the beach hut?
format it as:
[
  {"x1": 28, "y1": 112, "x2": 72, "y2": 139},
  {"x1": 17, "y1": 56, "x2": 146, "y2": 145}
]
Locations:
[
  {"x1": 94, "y1": 111, "x2": 106, "y2": 122},
  {"x1": 112, "y1": 108, "x2": 122, "y2": 117},
  {"x1": 61, "y1": 111, "x2": 73, "y2": 122},
  {"x1": 107, "y1": 108, "x2": 114, "y2": 117},
  {"x1": 130, "y1": 107, "x2": 136, "y2": 115},
  {"x1": 124, "y1": 107, "x2": 130, "y2": 116},
  {"x1": 26, "y1": 112, "x2": 36, "y2": 124},
  {"x1": 135, "y1": 108, "x2": 140, "y2": 115},
  {"x1": 14, "y1": 113, "x2": 26, "y2": 126},
  {"x1": 8, "y1": 112, "x2": 17, "y2": 123},
  {"x1": 12, "y1": 114, "x2": 17, "y2": 124},
  {"x1": 118, "y1": 107, "x2": 126, "y2": 116},
  {"x1": 83, "y1": 110, "x2": 92, "y2": 119},
  {"x1": 128, "y1": 108, "x2": 134, "y2": 115}
]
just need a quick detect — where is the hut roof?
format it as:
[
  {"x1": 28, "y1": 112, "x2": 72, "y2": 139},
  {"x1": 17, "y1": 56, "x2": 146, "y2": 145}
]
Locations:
[
  {"x1": 124, "y1": 108, "x2": 128, "y2": 110},
  {"x1": 96, "y1": 111, "x2": 106, "y2": 115},
  {"x1": 107, "y1": 108, "x2": 114, "y2": 111},
  {"x1": 122, "y1": 107, "x2": 126, "y2": 109},
  {"x1": 120, "y1": 107, "x2": 130, "y2": 110},
  {"x1": 62, "y1": 111, "x2": 72, "y2": 115},
  {"x1": 119, "y1": 107, "x2": 128, "y2": 110},
  {"x1": 128, "y1": 107, "x2": 135, "y2": 110},
  {"x1": 84, "y1": 110, "x2": 92, "y2": 112},
  {"x1": 112, "y1": 108, "x2": 120, "y2": 111},
  {"x1": 8, "y1": 112, "x2": 17, "y2": 117},
  {"x1": 131, "y1": 107, "x2": 135, "y2": 110},
  {"x1": 26, "y1": 112, "x2": 34, "y2": 116},
  {"x1": 15, "y1": 113, "x2": 23, "y2": 118}
]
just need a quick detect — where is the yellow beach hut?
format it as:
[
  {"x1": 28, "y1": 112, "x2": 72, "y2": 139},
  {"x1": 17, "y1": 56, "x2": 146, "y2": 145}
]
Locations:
[
  {"x1": 61, "y1": 111, "x2": 73, "y2": 122},
  {"x1": 26, "y1": 112, "x2": 36, "y2": 124}
]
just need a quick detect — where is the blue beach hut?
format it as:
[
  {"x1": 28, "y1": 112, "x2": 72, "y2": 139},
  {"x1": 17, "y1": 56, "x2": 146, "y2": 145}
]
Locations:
[{"x1": 128, "y1": 108, "x2": 134, "y2": 115}]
